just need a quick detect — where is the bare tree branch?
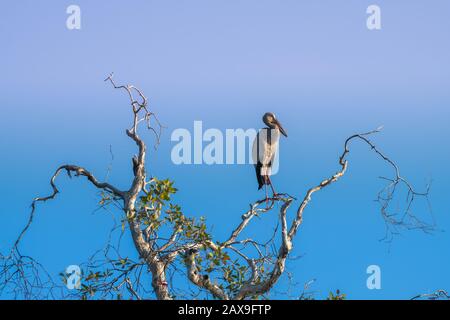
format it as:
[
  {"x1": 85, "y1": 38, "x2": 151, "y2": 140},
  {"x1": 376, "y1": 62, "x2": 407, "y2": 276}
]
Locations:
[
  {"x1": 411, "y1": 289, "x2": 449, "y2": 300},
  {"x1": 232, "y1": 128, "x2": 433, "y2": 300},
  {"x1": 1, "y1": 76, "x2": 434, "y2": 301},
  {"x1": 184, "y1": 249, "x2": 229, "y2": 300}
]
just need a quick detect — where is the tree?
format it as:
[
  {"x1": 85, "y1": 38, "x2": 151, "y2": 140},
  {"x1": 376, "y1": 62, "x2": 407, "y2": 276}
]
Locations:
[{"x1": 0, "y1": 75, "x2": 434, "y2": 300}]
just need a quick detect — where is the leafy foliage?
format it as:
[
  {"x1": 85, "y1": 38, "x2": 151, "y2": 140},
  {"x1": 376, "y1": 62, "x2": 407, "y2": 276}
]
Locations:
[
  {"x1": 327, "y1": 289, "x2": 346, "y2": 300},
  {"x1": 136, "y1": 178, "x2": 212, "y2": 244}
]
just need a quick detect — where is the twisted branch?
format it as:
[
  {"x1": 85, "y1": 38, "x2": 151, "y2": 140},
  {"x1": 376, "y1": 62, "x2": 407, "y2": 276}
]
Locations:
[{"x1": 1, "y1": 76, "x2": 434, "y2": 300}]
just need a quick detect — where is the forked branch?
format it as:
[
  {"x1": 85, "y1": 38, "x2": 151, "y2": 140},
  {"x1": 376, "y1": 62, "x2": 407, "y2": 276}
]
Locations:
[{"x1": 1, "y1": 77, "x2": 433, "y2": 300}]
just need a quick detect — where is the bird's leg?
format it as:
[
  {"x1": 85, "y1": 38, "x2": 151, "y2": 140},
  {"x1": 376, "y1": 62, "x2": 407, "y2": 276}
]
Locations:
[
  {"x1": 265, "y1": 184, "x2": 269, "y2": 207},
  {"x1": 267, "y1": 176, "x2": 278, "y2": 198}
]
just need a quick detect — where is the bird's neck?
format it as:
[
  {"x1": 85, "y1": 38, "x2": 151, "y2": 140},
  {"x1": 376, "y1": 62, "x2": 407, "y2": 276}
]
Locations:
[{"x1": 262, "y1": 127, "x2": 280, "y2": 140}]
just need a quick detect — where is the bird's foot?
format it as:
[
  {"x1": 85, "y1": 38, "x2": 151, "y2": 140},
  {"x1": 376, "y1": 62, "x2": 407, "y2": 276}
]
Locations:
[{"x1": 264, "y1": 197, "x2": 271, "y2": 209}]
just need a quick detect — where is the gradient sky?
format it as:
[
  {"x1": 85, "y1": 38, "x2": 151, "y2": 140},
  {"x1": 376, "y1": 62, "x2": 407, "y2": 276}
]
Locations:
[{"x1": 1, "y1": 0, "x2": 449, "y2": 299}]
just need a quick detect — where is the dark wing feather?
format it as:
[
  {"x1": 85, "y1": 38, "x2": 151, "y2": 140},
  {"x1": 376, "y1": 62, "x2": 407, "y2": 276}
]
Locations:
[{"x1": 255, "y1": 161, "x2": 265, "y2": 190}]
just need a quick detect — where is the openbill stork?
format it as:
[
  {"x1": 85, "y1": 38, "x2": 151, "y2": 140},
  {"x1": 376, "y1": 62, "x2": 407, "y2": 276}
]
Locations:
[{"x1": 252, "y1": 112, "x2": 287, "y2": 199}]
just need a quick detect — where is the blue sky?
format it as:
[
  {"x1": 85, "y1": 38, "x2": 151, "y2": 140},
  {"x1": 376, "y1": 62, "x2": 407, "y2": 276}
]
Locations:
[{"x1": 1, "y1": 0, "x2": 449, "y2": 299}]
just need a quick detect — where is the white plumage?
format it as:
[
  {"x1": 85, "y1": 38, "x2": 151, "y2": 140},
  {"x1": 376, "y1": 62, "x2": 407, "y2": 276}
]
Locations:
[
  {"x1": 252, "y1": 112, "x2": 287, "y2": 193},
  {"x1": 252, "y1": 128, "x2": 280, "y2": 177}
]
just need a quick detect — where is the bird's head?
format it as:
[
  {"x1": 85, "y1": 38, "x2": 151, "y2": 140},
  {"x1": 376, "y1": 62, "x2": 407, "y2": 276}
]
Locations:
[{"x1": 263, "y1": 112, "x2": 287, "y2": 137}]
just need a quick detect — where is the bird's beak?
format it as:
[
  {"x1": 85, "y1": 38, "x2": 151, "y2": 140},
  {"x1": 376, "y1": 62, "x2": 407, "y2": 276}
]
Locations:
[{"x1": 275, "y1": 119, "x2": 288, "y2": 137}]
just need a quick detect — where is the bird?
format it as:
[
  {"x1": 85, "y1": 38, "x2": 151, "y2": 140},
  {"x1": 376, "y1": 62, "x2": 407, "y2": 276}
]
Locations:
[{"x1": 252, "y1": 112, "x2": 287, "y2": 200}]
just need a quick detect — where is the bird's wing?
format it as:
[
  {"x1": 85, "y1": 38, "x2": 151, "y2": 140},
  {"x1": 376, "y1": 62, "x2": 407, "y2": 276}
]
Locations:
[
  {"x1": 252, "y1": 130, "x2": 261, "y2": 166},
  {"x1": 253, "y1": 129, "x2": 275, "y2": 166}
]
